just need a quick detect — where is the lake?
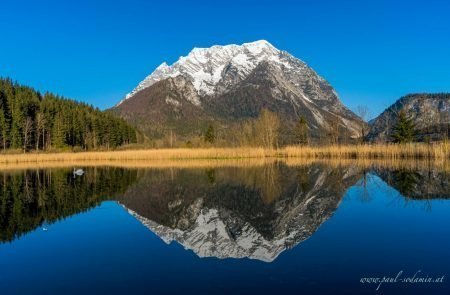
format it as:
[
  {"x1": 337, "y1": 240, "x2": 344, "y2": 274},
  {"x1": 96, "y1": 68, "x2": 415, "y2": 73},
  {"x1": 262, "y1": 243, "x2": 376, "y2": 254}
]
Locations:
[{"x1": 0, "y1": 161, "x2": 449, "y2": 295}]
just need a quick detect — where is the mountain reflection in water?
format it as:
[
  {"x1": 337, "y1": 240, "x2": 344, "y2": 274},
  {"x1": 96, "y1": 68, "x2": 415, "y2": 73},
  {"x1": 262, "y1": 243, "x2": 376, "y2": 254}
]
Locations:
[
  {"x1": 0, "y1": 161, "x2": 448, "y2": 262},
  {"x1": 118, "y1": 164, "x2": 361, "y2": 262}
]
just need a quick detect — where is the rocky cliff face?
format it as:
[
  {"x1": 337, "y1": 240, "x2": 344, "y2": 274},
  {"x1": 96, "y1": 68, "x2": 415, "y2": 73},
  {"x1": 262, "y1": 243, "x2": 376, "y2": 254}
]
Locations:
[
  {"x1": 367, "y1": 93, "x2": 450, "y2": 142},
  {"x1": 118, "y1": 164, "x2": 361, "y2": 262},
  {"x1": 113, "y1": 40, "x2": 363, "y2": 143}
]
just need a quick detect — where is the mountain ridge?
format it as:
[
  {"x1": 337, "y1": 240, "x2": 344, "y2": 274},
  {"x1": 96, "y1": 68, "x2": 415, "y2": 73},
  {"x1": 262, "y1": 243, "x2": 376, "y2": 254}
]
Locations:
[
  {"x1": 114, "y1": 40, "x2": 364, "y2": 144},
  {"x1": 119, "y1": 40, "x2": 286, "y2": 104}
]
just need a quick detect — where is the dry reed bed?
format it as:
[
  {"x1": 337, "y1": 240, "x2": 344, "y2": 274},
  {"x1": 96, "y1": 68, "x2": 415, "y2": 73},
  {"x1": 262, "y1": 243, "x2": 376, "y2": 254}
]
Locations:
[
  {"x1": 282, "y1": 143, "x2": 450, "y2": 159},
  {"x1": 0, "y1": 147, "x2": 269, "y2": 163},
  {"x1": 0, "y1": 143, "x2": 448, "y2": 166}
]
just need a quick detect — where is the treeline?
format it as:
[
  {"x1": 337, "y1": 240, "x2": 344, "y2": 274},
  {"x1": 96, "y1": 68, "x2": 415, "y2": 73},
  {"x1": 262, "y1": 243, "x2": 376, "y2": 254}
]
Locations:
[
  {"x1": 148, "y1": 109, "x2": 312, "y2": 149},
  {"x1": 0, "y1": 168, "x2": 139, "y2": 242},
  {"x1": 223, "y1": 109, "x2": 308, "y2": 148},
  {"x1": 0, "y1": 78, "x2": 137, "y2": 152},
  {"x1": 196, "y1": 109, "x2": 448, "y2": 148}
]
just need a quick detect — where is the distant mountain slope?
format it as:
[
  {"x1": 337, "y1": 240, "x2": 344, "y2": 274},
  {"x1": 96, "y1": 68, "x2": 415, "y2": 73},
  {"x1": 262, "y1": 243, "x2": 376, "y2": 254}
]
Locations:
[
  {"x1": 367, "y1": 93, "x2": 450, "y2": 142},
  {"x1": 113, "y1": 40, "x2": 363, "y2": 144}
]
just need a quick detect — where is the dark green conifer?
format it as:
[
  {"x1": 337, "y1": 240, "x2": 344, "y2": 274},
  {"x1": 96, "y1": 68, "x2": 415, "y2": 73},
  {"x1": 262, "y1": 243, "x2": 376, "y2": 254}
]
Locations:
[{"x1": 392, "y1": 111, "x2": 416, "y2": 143}]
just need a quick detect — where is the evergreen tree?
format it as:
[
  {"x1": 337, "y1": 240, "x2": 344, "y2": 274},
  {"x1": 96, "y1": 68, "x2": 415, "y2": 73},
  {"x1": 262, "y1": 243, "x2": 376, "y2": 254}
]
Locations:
[
  {"x1": 295, "y1": 116, "x2": 309, "y2": 145},
  {"x1": 0, "y1": 93, "x2": 10, "y2": 151},
  {"x1": 392, "y1": 111, "x2": 416, "y2": 143},
  {"x1": 52, "y1": 112, "x2": 67, "y2": 148},
  {"x1": 0, "y1": 109, "x2": 8, "y2": 151},
  {"x1": 35, "y1": 112, "x2": 46, "y2": 150},
  {"x1": 0, "y1": 78, "x2": 138, "y2": 152},
  {"x1": 10, "y1": 110, "x2": 23, "y2": 149},
  {"x1": 204, "y1": 125, "x2": 215, "y2": 144}
]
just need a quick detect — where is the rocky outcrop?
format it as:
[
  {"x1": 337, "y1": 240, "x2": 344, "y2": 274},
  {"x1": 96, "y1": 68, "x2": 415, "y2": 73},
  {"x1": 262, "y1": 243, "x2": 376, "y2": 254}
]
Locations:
[{"x1": 367, "y1": 93, "x2": 450, "y2": 142}]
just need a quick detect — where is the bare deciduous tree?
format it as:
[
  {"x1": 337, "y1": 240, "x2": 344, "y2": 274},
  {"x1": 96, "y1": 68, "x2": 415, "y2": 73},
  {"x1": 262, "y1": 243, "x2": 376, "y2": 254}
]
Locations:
[
  {"x1": 440, "y1": 111, "x2": 450, "y2": 141},
  {"x1": 254, "y1": 109, "x2": 280, "y2": 149},
  {"x1": 327, "y1": 115, "x2": 341, "y2": 145},
  {"x1": 421, "y1": 101, "x2": 436, "y2": 142},
  {"x1": 23, "y1": 117, "x2": 33, "y2": 153},
  {"x1": 355, "y1": 105, "x2": 370, "y2": 143}
]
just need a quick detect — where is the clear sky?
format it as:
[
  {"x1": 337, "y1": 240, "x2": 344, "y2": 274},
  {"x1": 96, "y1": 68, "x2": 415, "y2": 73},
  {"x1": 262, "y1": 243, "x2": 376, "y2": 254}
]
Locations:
[{"x1": 1, "y1": 0, "x2": 449, "y2": 117}]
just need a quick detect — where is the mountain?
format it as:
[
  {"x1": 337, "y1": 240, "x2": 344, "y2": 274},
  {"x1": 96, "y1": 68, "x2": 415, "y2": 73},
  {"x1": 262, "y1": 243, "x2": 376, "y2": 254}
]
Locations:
[
  {"x1": 113, "y1": 40, "x2": 363, "y2": 144},
  {"x1": 367, "y1": 93, "x2": 450, "y2": 142},
  {"x1": 117, "y1": 164, "x2": 362, "y2": 262}
]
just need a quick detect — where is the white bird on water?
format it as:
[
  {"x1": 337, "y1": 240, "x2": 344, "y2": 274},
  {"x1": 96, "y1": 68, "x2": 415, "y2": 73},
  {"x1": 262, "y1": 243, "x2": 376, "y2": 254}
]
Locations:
[{"x1": 73, "y1": 168, "x2": 84, "y2": 176}]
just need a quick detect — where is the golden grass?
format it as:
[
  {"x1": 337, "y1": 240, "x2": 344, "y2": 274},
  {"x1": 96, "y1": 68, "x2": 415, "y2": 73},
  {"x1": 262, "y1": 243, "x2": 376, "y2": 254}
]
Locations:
[
  {"x1": 0, "y1": 143, "x2": 448, "y2": 168},
  {"x1": 283, "y1": 142, "x2": 450, "y2": 160},
  {"x1": 0, "y1": 147, "x2": 268, "y2": 163}
]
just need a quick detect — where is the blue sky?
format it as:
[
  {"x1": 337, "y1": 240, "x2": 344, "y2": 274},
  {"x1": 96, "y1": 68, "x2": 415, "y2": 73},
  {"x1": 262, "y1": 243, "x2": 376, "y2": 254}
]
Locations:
[{"x1": 0, "y1": 0, "x2": 449, "y2": 117}]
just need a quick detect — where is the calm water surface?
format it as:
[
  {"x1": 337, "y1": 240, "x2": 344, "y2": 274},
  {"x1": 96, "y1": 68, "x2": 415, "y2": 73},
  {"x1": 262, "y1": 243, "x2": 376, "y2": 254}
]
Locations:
[{"x1": 0, "y1": 163, "x2": 449, "y2": 295}]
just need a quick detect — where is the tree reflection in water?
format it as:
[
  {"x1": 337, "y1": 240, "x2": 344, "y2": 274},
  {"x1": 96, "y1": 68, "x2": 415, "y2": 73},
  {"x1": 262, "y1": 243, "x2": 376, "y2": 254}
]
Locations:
[{"x1": 0, "y1": 161, "x2": 448, "y2": 260}]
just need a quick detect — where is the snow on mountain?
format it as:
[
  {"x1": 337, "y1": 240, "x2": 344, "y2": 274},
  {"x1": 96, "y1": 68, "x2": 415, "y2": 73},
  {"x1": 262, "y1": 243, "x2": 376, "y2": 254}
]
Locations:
[
  {"x1": 119, "y1": 40, "x2": 312, "y2": 105},
  {"x1": 115, "y1": 163, "x2": 363, "y2": 263},
  {"x1": 115, "y1": 40, "x2": 364, "y2": 140},
  {"x1": 123, "y1": 203, "x2": 315, "y2": 263},
  {"x1": 124, "y1": 206, "x2": 292, "y2": 262}
]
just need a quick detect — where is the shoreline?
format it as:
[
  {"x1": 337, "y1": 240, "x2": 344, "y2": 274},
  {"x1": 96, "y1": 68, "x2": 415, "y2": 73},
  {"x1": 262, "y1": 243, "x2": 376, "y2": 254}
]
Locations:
[
  {"x1": 0, "y1": 143, "x2": 448, "y2": 164},
  {"x1": 0, "y1": 157, "x2": 447, "y2": 172}
]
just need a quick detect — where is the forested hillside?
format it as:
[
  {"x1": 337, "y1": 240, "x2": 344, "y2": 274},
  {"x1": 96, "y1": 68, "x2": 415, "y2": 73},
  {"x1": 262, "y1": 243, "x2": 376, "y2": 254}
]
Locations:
[{"x1": 0, "y1": 78, "x2": 137, "y2": 152}]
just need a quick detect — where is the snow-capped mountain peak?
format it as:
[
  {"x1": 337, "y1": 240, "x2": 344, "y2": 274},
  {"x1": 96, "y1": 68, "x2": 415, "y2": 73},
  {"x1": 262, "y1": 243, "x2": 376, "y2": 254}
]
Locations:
[
  {"x1": 242, "y1": 39, "x2": 278, "y2": 55},
  {"x1": 115, "y1": 40, "x2": 363, "y2": 140},
  {"x1": 120, "y1": 40, "x2": 291, "y2": 104}
]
